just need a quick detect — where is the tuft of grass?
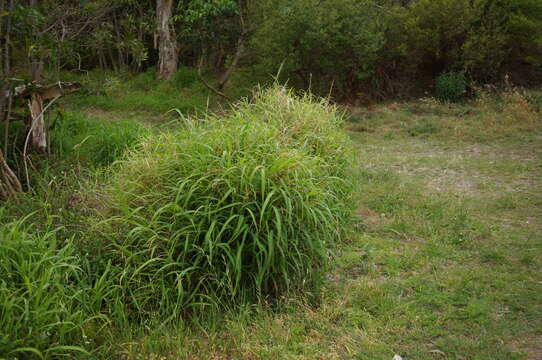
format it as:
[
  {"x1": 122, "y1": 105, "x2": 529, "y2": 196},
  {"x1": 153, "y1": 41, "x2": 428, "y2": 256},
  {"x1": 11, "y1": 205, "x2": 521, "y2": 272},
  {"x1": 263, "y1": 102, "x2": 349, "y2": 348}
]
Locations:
[{"x1": 84, "y1": 86, "x2": 356, "y2": 322}]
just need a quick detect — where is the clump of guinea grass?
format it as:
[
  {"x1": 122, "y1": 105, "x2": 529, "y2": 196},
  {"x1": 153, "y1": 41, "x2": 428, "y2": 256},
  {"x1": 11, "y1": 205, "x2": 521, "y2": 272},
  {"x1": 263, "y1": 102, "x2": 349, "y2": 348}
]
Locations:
[
  {"x1": 0, "y1": 215, "x2": 108, "y2": 359},
  {"x1": 88, "y1": 86, "x2": 356, "y2": 322}
]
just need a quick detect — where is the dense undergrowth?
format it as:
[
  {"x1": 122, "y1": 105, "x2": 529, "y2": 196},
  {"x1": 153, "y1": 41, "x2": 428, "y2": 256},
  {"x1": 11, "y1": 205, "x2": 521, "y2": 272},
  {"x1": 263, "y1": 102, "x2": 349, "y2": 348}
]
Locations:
[{"x1": 0, "y1": 87, "x2": 356, "y2": 359}]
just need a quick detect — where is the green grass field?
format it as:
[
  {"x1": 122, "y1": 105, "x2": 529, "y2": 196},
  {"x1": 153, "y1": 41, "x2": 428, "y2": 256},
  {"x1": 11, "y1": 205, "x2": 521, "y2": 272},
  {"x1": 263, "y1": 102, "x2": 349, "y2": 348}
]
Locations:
[{"x1": 1, "y1": 81, "x2": 540, "y2": 359}]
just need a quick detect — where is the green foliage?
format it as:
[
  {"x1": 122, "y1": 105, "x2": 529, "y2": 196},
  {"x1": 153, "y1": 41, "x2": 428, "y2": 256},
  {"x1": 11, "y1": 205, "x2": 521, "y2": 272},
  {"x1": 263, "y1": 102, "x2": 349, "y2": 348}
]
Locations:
[
  {"x1": 175, "y1": 0, "x2": 240, "y2": 64},
  {"x1": 91, "y1": 87, "x2": 355, "y2": 321},
  {"x1": 129, "y1": 67, "x2": 199, "y2": 90},
  {"x1": 525, "y1": 90, "x2": 542, "y2": 112},
  {"x1": 435, "y1": 72, "x2": 467, "y2": 103},
  {"x1": 386, "y1": 0, "x2": 542, "y2": 82},
  {"x1": 250, "y1": 0, "x2": 387, "y2": 96},
  {"x1": 128, "y1": 69, "x2": 157, "y2": 91},
  {"x1": 7, "y1": 0, "x2": 542, "y2": 98},
  {"x1": 0, "y1": 87, "x2": 356, "y2": 356}
]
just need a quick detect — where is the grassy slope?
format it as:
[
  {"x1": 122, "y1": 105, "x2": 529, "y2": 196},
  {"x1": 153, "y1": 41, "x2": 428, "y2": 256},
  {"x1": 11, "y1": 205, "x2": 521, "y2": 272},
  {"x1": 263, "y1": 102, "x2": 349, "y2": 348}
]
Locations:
[{"x1": 93, "y1": 94, "x2": 540, "y2": 359}]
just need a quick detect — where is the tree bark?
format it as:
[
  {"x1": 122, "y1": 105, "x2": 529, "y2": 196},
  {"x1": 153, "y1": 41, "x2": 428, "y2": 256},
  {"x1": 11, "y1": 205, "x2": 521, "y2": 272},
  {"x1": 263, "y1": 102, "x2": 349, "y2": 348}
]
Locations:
[
  {"x1": 27, "y1": 92, "x2": 47, "y2": 153},
  {"x1": 26, "y1": 61, "x2": 47, "y2": 153},
  {"x1": 0, "y1": 84, "x2": 20, "y2": 200},
  {"x1": 155, "y1": 0, "x2": 178, "y2": 80}
]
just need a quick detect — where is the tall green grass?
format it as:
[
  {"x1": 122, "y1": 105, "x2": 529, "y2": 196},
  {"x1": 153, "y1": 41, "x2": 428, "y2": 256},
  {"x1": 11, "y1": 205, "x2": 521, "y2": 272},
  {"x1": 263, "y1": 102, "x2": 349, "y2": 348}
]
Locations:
[
  {"x1": 0, "y1": 87, "x2": 356, "y2": 357},
  {"x1": 87, "y1": 86, "x2": 356, "y2": 321},
  {"x1": 0, "y1": 216, "x2": 101, "y2": 359}
]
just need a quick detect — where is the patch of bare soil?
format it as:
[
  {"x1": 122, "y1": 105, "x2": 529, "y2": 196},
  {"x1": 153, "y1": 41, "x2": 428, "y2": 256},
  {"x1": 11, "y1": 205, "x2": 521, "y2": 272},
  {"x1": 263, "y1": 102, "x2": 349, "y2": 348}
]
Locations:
[
  {"x1": 511, "y1": 336, "x2": 542, "y2": 360},
  {"x1": 364, "y1": 142, "x2": 541, "y2": 197}
]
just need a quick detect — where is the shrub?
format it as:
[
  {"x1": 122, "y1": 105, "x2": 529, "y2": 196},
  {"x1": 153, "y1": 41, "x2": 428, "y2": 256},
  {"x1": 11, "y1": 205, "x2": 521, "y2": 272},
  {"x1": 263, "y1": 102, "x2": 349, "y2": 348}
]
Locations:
[
  {"x1": 92, "y1": 87, "x2": 355, "y2": 321},
  {"x1": 525, "y1": 90, "x2": 542, "y2": 113},
  {"x1": 474, "y1": 86, "x2": 540, "y2": 133},
  {"x1": 435, "y1": 72, "x2": 467, "y2": 102}
]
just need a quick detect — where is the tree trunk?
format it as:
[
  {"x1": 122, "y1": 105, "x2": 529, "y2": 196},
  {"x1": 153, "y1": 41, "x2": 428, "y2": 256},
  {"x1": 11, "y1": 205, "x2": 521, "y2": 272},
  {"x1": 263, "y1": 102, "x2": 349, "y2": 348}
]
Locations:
[
  {"x1": 25, "y1": 59, "x2": 47, "y2": 153},
  {"x1": 155, "y1": 0, "x2": 178, "y2": 80},
  {"x1": 27, "y1": 92, "x2": 47, "y2": 153},
  {"x1": 0, "y1": 84, "x2": 20, "y2": 199},
  {"x1": 0, "y1": 85, "x2": 20, "y2": 200}
]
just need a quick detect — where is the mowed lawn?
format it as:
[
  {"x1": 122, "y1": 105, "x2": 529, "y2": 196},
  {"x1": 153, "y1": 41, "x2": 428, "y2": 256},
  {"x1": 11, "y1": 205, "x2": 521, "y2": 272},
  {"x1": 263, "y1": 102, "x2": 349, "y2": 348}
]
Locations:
[{"x1": 68, "y1": 94, "x2": 541, "y2": 360}]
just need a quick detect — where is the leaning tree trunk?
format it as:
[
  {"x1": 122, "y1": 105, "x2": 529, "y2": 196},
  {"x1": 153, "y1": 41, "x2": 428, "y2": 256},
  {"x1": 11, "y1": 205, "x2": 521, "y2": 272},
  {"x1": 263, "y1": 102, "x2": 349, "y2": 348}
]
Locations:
[
  {"x1": 218, "y1": 37, "x2": 245, "y2": 90},
  {"x1": 155, "y1": 0, "x2": 178, "y2": 80}
]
